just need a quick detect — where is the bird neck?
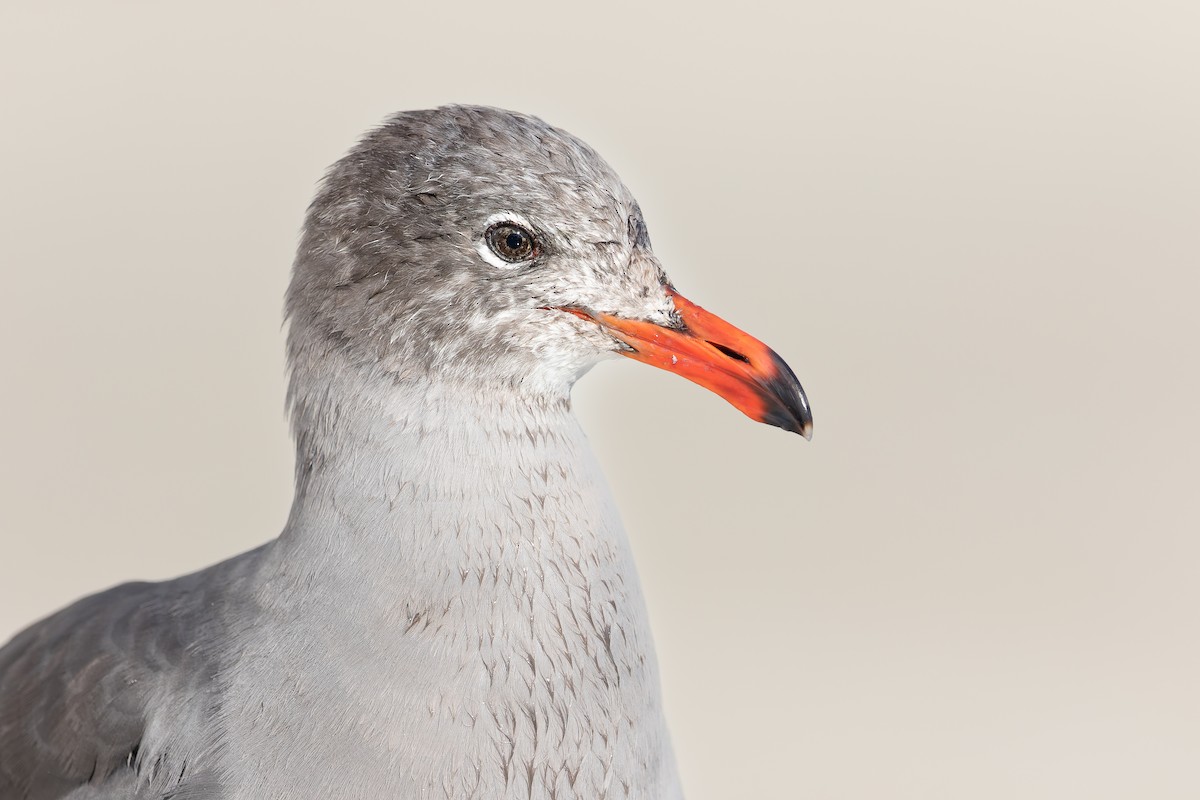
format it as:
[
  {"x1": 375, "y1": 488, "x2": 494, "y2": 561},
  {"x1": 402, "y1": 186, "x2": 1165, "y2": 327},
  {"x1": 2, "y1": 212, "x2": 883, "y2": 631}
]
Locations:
[
  {"x1": 271, "y1": 368, "x2": 628, "y2": 608},
  {"x1": 227, "y1": 368, "x2": 674, "y2": 796}
]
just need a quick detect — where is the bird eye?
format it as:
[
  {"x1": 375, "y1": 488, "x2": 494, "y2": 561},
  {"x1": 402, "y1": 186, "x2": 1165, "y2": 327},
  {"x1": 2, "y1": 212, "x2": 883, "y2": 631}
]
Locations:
[{"x1": 485, "y1": 222, "x2": 537, "y2": 264}]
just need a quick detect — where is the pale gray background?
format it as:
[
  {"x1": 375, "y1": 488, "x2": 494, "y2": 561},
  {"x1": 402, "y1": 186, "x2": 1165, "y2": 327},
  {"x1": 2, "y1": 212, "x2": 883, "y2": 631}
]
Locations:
[{"x1": 2, "y1": 2, "x2": 1198, "y2": 797}]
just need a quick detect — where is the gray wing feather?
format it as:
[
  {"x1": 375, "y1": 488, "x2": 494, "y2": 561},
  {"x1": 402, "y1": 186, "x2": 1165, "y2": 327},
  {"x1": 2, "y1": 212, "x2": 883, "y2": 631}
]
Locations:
[{"x1": 0, "y1": 569, "x2": 229, "y2": 800}]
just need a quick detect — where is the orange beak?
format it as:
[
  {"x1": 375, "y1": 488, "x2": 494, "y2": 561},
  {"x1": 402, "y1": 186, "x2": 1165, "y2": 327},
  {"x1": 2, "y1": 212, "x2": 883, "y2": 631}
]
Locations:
[{"x1": 566, "y1": 287, "x2": 812, "y2": 438}]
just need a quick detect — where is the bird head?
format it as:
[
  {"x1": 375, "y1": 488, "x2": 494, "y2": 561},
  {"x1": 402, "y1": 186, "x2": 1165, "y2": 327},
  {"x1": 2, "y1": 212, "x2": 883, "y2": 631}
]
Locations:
[{"x1": 286, "y1": 105, "x2": 811, "y2": 438}]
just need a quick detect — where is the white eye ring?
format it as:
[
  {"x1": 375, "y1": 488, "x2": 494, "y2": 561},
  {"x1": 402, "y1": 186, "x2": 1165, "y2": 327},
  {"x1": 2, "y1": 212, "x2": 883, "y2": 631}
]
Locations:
[{"x1": 477, "y1": 212, "x2": 539, "y2": 269}]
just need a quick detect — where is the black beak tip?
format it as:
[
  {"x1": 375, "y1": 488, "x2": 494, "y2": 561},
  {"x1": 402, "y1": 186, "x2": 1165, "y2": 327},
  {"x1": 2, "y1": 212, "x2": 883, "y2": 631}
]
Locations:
[{"x1": 763, "y1": 351, "x2": 813, "y2": 440}]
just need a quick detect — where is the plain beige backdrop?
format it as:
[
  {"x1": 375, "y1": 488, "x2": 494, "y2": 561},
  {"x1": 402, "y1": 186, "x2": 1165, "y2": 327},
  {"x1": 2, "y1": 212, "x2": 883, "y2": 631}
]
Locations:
[{"x1": 2, "y1": 1, "x2": 1198, "y2": 797}]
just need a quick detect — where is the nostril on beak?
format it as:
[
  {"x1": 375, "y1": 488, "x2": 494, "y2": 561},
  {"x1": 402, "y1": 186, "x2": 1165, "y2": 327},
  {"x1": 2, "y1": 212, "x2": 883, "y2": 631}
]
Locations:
[{"x1": 707, "y1": 341, "x2": 751, "y2": 364}]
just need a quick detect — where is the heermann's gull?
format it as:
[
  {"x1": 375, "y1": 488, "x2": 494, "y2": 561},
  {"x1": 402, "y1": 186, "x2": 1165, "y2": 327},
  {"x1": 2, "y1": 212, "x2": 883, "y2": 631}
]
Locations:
[{"x1": 0, "y1": 106, "x2": 811, "y2": 799}]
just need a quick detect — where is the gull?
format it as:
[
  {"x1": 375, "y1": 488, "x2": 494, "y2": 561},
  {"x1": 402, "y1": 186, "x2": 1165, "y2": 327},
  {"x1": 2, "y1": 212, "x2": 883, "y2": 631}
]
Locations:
[{"x1": 0, "y1": 105, "x2": 811, "y2": 800}]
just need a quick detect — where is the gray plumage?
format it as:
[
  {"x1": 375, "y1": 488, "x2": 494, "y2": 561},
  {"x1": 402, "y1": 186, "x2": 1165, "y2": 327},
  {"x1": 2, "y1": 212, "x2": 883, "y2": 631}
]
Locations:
[{"x1": 0, "y1": 105, "x2": 799, "y2": 799}]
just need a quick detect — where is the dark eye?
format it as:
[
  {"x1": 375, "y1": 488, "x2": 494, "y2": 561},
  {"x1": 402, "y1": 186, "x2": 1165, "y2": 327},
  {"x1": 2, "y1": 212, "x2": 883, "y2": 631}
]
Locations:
[{"x1": 485, "y1": 222, "x2": 538, "y2": 263}]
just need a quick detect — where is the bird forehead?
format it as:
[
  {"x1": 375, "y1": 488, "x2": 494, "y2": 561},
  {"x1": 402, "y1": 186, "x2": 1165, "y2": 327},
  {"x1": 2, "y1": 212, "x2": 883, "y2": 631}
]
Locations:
[{"x1": 445, "y1": 152, "x2": 630, "y2": 226}]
